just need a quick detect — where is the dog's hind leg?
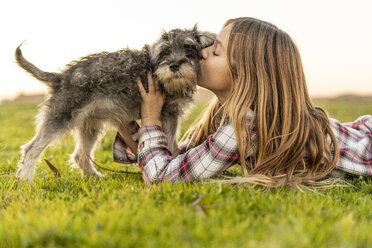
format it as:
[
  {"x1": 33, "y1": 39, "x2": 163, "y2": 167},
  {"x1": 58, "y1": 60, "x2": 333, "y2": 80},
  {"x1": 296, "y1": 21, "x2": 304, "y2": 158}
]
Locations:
[
  {"x1": 17, "y1": 123, "x2": 65, "y2": 183},
  {"x1": 70, "y1": 119, "x2": 104, "y2": 178}
]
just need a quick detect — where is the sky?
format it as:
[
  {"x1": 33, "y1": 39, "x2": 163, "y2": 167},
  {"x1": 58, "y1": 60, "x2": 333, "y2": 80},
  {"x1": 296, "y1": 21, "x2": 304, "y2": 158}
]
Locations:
[{"x1": 1, "y1": 0, "x2": 371, "y2": 101}]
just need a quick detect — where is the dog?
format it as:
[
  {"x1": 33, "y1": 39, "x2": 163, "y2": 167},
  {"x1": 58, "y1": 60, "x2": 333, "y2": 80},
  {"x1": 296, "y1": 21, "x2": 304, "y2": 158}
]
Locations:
[{"x1": 15, "y1": 26, "x2": 216, "y2": 182}]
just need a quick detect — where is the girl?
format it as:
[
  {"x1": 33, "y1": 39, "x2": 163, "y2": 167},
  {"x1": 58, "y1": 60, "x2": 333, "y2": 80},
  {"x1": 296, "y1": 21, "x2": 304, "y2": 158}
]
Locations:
[{"x1": 113, "y1": 17, "x2": 372, "y2": 187}]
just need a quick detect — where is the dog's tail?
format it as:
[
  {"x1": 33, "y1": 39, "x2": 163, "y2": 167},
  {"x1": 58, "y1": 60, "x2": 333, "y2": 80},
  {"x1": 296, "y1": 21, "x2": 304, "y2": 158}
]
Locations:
[{"x1": 15, "y1": 42, "x2": 62, "y2": 85}]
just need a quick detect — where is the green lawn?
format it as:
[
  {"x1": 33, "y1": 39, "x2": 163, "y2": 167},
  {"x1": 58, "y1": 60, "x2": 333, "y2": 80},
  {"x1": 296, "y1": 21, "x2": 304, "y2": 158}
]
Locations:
[{"x1": 0, "y1": 100, "x2": 371, "y2": 248}]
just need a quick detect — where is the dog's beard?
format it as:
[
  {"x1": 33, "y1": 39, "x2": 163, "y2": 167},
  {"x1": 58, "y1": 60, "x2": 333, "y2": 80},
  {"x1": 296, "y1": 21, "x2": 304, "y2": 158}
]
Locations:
[{"x1": 155, "y1": 63, "x2": 197, "y2": 95}]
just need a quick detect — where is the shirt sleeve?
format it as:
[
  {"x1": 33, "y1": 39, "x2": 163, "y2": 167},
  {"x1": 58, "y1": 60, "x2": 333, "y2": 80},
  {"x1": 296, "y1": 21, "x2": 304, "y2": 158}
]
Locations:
[
  {"x1": 329, "y1": 115, "x2": 372, "y2": 176},
  {"x1": 137, "y1": 110, "x2": 256, "y2": 184},
  {"x1": 112, "y1": 121, "x2": 192, "y2": 163},
  {"x1": 178, "y1": 140, "x2": 190, "y2": 154}
]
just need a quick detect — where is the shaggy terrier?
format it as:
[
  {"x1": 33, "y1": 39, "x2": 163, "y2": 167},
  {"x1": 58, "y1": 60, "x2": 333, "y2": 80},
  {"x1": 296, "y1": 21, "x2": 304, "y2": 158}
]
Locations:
[{"x1": 15, "y1": 26, "x2": 216, "y2": 182}]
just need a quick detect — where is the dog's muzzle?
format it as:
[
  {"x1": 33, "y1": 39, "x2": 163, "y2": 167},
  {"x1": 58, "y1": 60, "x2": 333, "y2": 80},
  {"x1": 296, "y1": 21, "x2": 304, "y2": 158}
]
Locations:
[{"x1": 169, "y1": 61, "x2": 181, "y2": 72}]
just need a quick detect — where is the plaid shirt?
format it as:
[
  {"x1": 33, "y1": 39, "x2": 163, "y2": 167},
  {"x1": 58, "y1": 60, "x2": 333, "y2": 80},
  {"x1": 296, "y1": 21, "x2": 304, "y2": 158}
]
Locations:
[{"x1": 113, "y1": 111, "x2": 372, "y2": 184}]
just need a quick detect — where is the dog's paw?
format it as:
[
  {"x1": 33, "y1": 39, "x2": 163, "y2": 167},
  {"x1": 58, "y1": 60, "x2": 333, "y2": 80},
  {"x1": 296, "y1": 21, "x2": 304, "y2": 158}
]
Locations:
[
  {"x1": 15, "y1": 167, "x2": 33, "y2": 184},
  {"x1": 82, "y1": 170, "x2": 104, "y2": 178},
  {"x1": 94, "y1": 171, "x2": 104, "y2": 178}
]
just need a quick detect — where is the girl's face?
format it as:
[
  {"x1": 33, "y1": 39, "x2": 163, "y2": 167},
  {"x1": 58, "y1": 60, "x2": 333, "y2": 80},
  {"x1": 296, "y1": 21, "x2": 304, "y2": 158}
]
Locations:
[{"x1": 198, "y1": 24, "x2": 233, "y2": 103}]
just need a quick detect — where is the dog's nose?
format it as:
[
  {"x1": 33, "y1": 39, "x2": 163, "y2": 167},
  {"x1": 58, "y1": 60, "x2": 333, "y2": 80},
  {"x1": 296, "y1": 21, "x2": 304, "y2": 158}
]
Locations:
[{"x1": 169, "y1": 61, "x2": 181, "y2": 72}]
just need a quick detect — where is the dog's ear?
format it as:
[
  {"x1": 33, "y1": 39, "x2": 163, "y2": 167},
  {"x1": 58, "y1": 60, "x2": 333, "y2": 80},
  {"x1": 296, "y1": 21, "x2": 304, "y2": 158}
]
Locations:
[
  {"x1": 160, "y1": 28, "x2": 169, "y2": 41},
  {"x1": 148, "y1": 41, "x2": 160, "y2": 64},
  {"x1": 148, "y1": 29, "x2": 168, "y2": 64},
  {"x1": 196, "y1": 31, "x2": 217, "y2": 48}
]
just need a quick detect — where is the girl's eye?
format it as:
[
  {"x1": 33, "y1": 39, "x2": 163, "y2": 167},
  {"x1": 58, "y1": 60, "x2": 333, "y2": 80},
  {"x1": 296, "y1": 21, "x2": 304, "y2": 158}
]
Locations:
[{"x1": 212, "y1": 51, "x2": 218, "y2": 56}]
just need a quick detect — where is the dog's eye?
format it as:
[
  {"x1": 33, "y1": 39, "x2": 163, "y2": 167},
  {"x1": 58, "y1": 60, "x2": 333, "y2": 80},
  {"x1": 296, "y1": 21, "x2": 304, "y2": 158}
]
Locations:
[{"x1": 184, "y1": 44, "x2": 195, "y2": 50}]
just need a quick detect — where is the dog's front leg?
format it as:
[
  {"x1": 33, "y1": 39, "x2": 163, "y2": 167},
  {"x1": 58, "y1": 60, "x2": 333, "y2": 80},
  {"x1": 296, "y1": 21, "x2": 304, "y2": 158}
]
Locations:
[{"x1": 161, "y1": 115, "x2": 180, "y2": 157}]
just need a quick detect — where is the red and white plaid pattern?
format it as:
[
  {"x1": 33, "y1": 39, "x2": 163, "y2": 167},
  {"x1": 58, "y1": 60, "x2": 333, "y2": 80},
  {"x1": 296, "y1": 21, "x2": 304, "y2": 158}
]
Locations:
[
  {"x1": 113, "y1": 111, "x2": 372, "y2": 183},
  {"x1": 330, "y1": 115, "x2": 372, "y2": 175}
]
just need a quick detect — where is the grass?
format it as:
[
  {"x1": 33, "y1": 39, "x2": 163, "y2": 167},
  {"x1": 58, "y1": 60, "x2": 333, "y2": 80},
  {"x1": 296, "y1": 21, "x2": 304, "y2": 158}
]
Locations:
[{"x1": 0, "y1": 100, "x2": 371, "y2": 248}]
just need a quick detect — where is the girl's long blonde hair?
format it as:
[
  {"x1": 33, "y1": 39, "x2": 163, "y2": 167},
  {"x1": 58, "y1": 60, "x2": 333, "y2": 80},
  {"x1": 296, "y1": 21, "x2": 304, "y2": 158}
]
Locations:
[{"x1": 182, "y1": 17, "x2": 340, "y2": 188}]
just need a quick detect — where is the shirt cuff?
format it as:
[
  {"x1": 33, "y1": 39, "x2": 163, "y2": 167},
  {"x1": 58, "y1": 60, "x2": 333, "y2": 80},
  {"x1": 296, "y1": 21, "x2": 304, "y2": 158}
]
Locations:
[{"x1": 112, "y1": 132, "x2": 138, "y2": 164}]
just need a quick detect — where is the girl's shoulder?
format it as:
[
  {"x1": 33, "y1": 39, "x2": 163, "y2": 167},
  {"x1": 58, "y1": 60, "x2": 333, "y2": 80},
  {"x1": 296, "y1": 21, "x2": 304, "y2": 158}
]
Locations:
[
  {"x1": 221, "y1": 108, "x2": 255, "y2": 127},
  {"x1": 246, "y1": 109, "x2": 254, "y2": 119}
]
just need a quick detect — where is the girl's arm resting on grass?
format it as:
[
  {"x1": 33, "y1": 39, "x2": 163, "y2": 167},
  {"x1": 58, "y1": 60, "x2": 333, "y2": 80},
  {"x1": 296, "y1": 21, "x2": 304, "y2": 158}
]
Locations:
[
  {"x1": 137, "y1": 123, "x2": 243, "y2": 184},
  {"x1": 113, "y1": 121, "x2": 193, "y2": 164},
  {"x1": 113, "y1": 110, "x2": 256, "y2": 183}
]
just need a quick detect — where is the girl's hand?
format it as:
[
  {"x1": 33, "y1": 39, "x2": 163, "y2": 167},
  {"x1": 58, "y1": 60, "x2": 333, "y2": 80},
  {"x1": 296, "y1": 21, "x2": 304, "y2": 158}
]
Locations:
[{"x1": 136, "y1": 71, "x2": 165, "y2": 127}]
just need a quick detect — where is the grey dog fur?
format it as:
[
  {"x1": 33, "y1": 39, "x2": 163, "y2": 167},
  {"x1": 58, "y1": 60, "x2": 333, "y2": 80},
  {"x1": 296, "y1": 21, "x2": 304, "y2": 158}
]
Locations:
[{"x1": 15, "y1": 26, "x2": 216, "y2": 182}]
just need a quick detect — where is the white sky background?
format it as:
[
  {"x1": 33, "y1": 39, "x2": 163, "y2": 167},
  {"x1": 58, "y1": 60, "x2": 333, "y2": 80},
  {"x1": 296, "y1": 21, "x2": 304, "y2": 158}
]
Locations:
[{"x1": 1, "y1": 0, "x2": 371, "y2": 101}]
